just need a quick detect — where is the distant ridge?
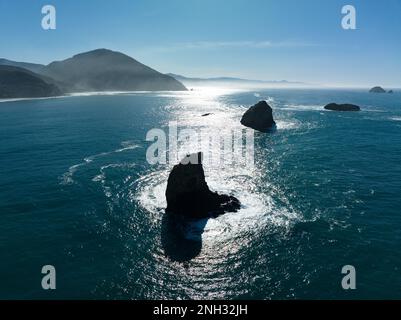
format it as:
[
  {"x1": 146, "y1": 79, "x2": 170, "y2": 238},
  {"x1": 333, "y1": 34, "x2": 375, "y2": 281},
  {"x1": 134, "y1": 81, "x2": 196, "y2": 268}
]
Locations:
[
  {"x1": 166, "y1": 73, "x2": 305, "y2": 87},
  {"x1": 0, "y1": 58, "x2": 45, "y2": 74}
]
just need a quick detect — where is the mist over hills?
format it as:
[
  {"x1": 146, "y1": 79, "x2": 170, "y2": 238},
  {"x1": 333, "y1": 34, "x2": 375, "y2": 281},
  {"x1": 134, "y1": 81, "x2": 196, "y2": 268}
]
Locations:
[
  {"x1": 0, "y1": 48, "x2": 310, "y2": 99},
  {"x1": 0, "y1": 49, "x2": 187, "y2": 98},
  {"x1": 41, "y1": 49, "x2": 187, "y2": 92},
  {"x1": 167, "y1": 73, "x2": 306, "y2": 88}
]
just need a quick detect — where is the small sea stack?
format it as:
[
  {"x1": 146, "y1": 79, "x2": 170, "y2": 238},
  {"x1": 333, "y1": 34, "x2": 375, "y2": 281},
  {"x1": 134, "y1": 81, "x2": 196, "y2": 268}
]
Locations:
[
  {"x1": 369, "y1": 86, "x2": 386, "y2": 93},
  {"x1": 240, "y1": 100, "x2": 276, "y2": 132},
  {"x1": 324, "y1": 103, "x2": 361, "y2": 112},
  {"x1": 388, "y1": 90, "x2": 394, "y2": 94},
  {"x1": 165, "y1": 152, "x2": 240, "y2": 219}
]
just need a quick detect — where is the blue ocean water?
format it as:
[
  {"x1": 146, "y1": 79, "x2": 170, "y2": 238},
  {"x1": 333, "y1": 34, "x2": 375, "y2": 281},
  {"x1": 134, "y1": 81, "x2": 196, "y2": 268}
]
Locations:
[{"x1": 0, "y1": 88, "x2": 400, "y2": 299}]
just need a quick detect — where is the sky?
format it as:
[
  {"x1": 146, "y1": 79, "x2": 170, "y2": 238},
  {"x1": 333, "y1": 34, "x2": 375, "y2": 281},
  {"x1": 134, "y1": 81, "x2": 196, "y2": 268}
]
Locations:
[{"x1": 1, "y1": 0, "x2": 401, "y2": 87}]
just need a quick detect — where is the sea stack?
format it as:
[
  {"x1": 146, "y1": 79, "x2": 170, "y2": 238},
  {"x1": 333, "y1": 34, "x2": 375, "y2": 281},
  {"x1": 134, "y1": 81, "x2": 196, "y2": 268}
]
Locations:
[
  {"x1": 165, "y1": 152, "x2": 240, "y2": 219},
  {"x1": 324, "y1": 103, "x2": 361, "y2": 112},
  {"x1": 388, "y1": 90, "x2": 394, "y2": 94},
  {"x1": 369, "y1": 86, "x2": 386, "y2": 93},
  {"x1": 240, "y1": 100, "x2": 276, "y2": 132}
]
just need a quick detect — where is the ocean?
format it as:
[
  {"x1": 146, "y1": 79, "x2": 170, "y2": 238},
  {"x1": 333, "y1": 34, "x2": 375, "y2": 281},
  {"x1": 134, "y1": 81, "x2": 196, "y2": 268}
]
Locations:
[{"x1": 0, "y1": 88, "x2": 400, "y2": 299}]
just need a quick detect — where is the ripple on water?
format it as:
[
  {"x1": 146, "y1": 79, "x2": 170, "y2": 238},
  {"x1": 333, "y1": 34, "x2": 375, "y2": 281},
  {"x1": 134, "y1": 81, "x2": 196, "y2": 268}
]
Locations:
[{"x1": 60, "y1": 141, "x2": 140, "y2": 185}]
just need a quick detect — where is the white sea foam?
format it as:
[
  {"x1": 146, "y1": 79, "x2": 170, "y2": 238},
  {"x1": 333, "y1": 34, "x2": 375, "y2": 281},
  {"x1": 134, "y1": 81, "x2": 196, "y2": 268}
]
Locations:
[
  {"x1": 135, "y1": 156, "x2": 300, "y2": 245},
  {"x1": 67, "y1": 91, "x2": 164, "y2": 97},
  {"x1": 280, "y1": 104, "x2": 323, "y2": 112},
  {"x1": 60, "y1": 141, "x2": 140, "y2": 185},
  {"x1": 0, "y1": 95, "x2": 68, "y2": 103},
  {"x1": 275, "y1": 119, "x2": 301, "y2": 130}
]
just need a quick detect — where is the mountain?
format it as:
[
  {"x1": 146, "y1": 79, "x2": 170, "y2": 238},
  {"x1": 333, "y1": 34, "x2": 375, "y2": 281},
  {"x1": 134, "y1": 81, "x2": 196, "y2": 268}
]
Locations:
[
  {"x1": 40, "y1": 49, "x2": 187, "y2": 92},
  {"x1": 0, "y1": 59, "x2": 45, "y2": 74},
  {"x1": 0, "y1": 65, "x2": 62, "y2": 99},
  {"x1": 166, "y1": 73, "x2": 305, "y2": 88}
]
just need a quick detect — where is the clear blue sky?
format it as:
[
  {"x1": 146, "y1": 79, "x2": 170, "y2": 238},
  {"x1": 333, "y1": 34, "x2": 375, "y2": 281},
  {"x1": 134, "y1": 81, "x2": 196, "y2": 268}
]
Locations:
[{"x1": 1, "y1": 0, "x2": 401, "y2": 86}]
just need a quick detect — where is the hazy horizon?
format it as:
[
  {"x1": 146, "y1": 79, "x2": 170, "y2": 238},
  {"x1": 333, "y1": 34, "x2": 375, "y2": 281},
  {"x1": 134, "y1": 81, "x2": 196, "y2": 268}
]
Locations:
[{"x1": 1, "y1": 0, "x2": 401, "y2": 87}]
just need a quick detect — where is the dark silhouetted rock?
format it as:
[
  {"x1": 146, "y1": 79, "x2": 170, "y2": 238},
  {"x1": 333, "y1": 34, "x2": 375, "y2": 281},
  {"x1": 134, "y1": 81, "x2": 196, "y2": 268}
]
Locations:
[
  {"x1": 166, "y1": 152, "x2": 240, "y2": 219},
  {"x1": 324, "y1": 103, "x2": 360, "y2": 112},
  {"x1": 369, "y1": 86, "x2": 386, "y2": 93},
  {"x1": 240, "y1": 100, "x2": 276, "y2": 132},
  {"x1": 0, "y1": 65, "x2": 62, "y2": 99},
  {"x1": 201, "y1": 113, "x2": 213, "y2": 117},
  {"x1": 388, "y1": 90, "x2": 394, "y2": 94}
]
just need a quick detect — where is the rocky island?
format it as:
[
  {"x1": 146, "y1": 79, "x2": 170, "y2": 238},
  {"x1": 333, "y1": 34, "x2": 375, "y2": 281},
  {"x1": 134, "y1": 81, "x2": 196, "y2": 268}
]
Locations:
[
  {"x1": 369, "y1": 86, "x2": 386, "y2": 93},
  {"x1": 240, "y1": 100, "x2": 276, "y2": 132},
  {"x1": 324, "y1": 103, "x2": 361, "y2": 112},
  {"x1": 165, "y1": 152, "x2": 240, "y2": 219}
]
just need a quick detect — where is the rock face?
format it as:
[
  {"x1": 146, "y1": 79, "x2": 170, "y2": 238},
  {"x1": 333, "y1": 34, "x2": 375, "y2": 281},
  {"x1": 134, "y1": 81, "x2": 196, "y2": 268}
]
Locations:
[
  {"x1": 369, "y1": 86, "x2": 386, "y2": 93},
  {"x1": 165, "y1": 152, "x2": 240, "y2": 219},
  {"x1": 388, "y1": 90, "x2": 394, "y2": 94},
  {"x1": 0, "y1": 65, "x2": 62, "y2": 99},
  {"x1": 324, "y1": 103, "x2": 360, "y2": 112},
  {"x1": 240, "y1": 100, "x2": 276, "y2": 132}
]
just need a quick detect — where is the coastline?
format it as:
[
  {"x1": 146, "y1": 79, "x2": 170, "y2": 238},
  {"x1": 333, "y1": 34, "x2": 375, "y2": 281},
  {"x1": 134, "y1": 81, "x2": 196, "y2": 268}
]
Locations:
[{"x1": 1, "y1": 86, "x2": 399, "y2": 104}]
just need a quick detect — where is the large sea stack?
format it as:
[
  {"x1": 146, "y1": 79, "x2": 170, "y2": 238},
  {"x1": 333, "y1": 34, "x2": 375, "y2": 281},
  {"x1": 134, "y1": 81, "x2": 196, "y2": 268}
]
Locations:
[
  {"x1": 324, "y1": 103, "x2": 361, "y2": 112},
  {"x1": 240, "y1": 100, "x2": 276, "y2": 132},
  {"x1": 165, "y1": 152, "x2": 240, "y2": 219}
]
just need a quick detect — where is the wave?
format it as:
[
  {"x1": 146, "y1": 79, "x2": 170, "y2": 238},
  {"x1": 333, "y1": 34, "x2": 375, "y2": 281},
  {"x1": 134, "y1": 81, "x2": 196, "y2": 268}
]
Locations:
[
  {"x1": 0, "y1": 95, "x2": 68, "y2": 104},
  {"x1": 280, "y1": 104, "x2": 323, "y2": 112},
  {"x1": 0, "y1": 90, "x2": 191, "y2": 103},
  {"x1": 67, "y1": 91, "x2": 174, "y2": 97},
  {"x1": 275, "y1": 119, "x2": 301, "y2": 130},
  {"x1": 60, "y1": 141, "x2": 140, "y2": 185}
]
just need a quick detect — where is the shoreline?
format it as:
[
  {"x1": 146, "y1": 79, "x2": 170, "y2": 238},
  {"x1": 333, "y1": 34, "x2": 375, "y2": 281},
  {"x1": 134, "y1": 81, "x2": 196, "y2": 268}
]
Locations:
[{"x1": 1, "y1": 87, "x2": 399, "y2": 104}]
